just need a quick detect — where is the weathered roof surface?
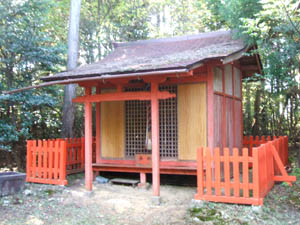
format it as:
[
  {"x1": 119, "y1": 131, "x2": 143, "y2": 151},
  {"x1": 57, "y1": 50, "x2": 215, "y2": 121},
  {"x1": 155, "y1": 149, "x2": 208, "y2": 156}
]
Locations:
[{"x1": 42, "y1": 30, "x2": 246, "y2": 82}]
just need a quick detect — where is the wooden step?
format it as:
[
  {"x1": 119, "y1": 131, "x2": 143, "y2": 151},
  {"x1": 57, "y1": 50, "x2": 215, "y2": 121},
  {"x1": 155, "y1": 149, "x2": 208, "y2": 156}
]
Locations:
[{"x1": 109, "y1": 178, "x2": 139, "y2": 187}]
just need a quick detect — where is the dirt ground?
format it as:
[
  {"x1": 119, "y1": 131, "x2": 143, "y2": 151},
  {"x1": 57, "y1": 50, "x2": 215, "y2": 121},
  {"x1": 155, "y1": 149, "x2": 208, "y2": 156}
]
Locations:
[{"x1": 0, "y1": 172, "x2": 300, "y2": 225}]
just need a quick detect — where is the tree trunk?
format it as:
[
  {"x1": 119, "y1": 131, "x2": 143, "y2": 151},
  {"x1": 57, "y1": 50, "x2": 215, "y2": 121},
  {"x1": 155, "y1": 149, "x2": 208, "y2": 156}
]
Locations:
[
  {"x1": 62, "y1": 0, "x2": 82, "y2": 138},
  {"x1": 245, "y1": 82, "x2": 252, "y2": 135},
  {"x1": 252, "y1": 84, "x2": 261, "y2": 136}
]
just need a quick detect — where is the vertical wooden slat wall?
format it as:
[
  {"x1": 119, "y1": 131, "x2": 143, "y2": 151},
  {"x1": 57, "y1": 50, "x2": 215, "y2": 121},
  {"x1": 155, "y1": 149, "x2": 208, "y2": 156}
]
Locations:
[
  {"x1": 178, "y1": 83, "x2": 207, "y2": 160},
  {"x1": 100, "y1": 89, "x2": 125, "y2": 158},
  {"x1": 213, "y1": 65, "x2": 243, "y2": 151}
]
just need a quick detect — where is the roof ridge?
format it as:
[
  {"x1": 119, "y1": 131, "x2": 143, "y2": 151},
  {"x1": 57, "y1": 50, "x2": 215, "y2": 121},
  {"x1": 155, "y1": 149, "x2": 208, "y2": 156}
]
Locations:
[{"x1": 114, "y1": 29, "x2": 232, "y2": 48}]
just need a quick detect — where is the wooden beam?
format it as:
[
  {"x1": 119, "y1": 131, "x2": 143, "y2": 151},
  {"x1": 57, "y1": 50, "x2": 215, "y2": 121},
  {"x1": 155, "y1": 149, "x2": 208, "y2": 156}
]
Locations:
[
  {"x1": 95, "y1": 86, "x2": 101, "y2": 164},
  {"x1": 84, "y1": 87, "x2": 93, "y2": 191},
  {"x1": 72, "y1": 91, "x2": 176, "y2": 103},
  {"x1": 240, "y1": 65, "x2": 259, "y2": 72},
  {"x1": 151, "y1": 82, "x2": 160, "y2": 197},
  {"x1": 207, "y1": 64, "x2": 214, "y2": 150}
]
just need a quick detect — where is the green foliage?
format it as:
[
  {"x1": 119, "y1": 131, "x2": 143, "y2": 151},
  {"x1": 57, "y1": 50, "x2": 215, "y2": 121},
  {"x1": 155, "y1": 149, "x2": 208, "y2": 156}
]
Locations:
[
  {"x1": 79, "y1": 0, "x2": 150, "y2": 64},
  {"x1": 0, "y1": 0, "x2": 65, "y2": 167},
  {"x1": 207, "y1": 0, "x2": 300, "y2": 145}
]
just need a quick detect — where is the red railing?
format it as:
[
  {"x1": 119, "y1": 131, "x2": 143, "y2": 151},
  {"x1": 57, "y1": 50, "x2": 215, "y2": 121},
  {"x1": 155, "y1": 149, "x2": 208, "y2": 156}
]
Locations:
[
  {"x1": 26, "y1": 137, "x2": 95, "y2": 185},
  {"x1": 195, "y1": 137, "x2": 296, "y2": 205},
  {"x1": 65, "y1": 137, "x2": 85, "y2": 175},
  {"x1": 27, "y1": 139, "x2": 67, "y2": 185},
  {"x1": 243, "y1": 136, "x2": 288, "y2": 166}
]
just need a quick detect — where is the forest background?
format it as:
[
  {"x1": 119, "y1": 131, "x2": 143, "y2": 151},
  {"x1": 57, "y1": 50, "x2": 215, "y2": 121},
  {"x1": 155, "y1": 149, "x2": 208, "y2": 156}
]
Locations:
[{"x1": 0, "y1": 0, "x2": 299, "y2": 170}]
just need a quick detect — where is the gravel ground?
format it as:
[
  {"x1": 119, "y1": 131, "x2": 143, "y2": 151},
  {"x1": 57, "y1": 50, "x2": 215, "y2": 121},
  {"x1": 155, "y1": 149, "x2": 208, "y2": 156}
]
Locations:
[{"x1": 0, "y1": 173, "x2": 299, "y2": 225}]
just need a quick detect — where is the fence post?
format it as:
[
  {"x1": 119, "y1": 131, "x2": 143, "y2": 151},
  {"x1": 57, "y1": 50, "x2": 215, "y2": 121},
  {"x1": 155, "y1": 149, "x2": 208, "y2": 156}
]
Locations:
[
  {"x1": 233, "y1": 148, "x2": 240, "y2": 197},
  {"x1": 60, "y1": 140, "x2": 67, "y2": 185},
  {"x1": 252, "y1": 147, "x2": 260, "y2": 202},
  {"x1": 242, "y1": 148, "x2": 249, "y2": 198},
  {"x1": 196, "y1": 147, "x2": 204, "y2": 199},
  {"x1": 81, "y1": 137, "x2": 85, "y2": 169},
  {"x1": 224, "y1": 148, "x2": 230, "y2": 197},
  {"x1": 215, "y1": 148, "x2": 221, "y2": 196},
  {"x1": 284, "y1": 136, "x2": 288, "y2": 166}
]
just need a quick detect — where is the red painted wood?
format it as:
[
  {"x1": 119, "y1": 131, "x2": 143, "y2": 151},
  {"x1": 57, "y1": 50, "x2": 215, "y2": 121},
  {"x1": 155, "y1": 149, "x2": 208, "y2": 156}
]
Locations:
[
  {"x1": 26, "y1": 139, "x2": 68, "y2": 186},
  {"x1": 232, "y1": 64, "x2": 236, "y2": 147},
  {"x1": 233, "y1": 148, "x2": 239, "y2": 197},
  {"x1": 38, "y1": 140, "x2": 42, "y2": 178},
  {"x1": 197, "y1": 147, "x2": 204, "y2": 197},
  {"x1": 207, "y1": 64, "x2": 214, "y2": 150},
  {"x1": 206, "y1": 149, "x2": 212, "y2": 195},
  {"x1": 92, "y1": 163, "x2": 197, "y2": 175},
  {"x1": 195, "y1": 138, "x2": 295, "y2": 206},
  {"x1": 271, "y1": 144, "x2": 294, "y2": 186},
  {"x1": 214, "y1": 95, "x2": 223, "y2": 150},
  {"x1": 140, "y1": 173, "x2": 146, "y2": 184},
  {"x1": 95, "y1": 86, "x2": 101, "y2": 164},
  {"x1": 49, "y1": 140, "x2": 54, "y2": 179},
  {"x1": 151, "y1": 82, "x2": 160, "y2": 197},
  {"x1": 226, "y1": 97, "x2": 233, "y2": 150},
  {"x1": 224, "y1": 148, "x2": 230, "y2": 196},
  {"x1": 214, "y1": 91, "x2": 242, "y2": 100},
  {"x1": 73, "y1": 90, "x2": 176, "y2": 103},
  {"x1": 252, "y1": 147, "x2": 259, "y2": 199},
  {"x1": 96, "y1": 159, "x2": 197, "y2": 167},
  {"x1": 222, "y1": 67, "x2": 226, "y2": 149},
  {"x1": 240, "y1": 67, "x2": 243, "y2": 143},
  {"x1": 214, "y1": 148, "x2": 221, "y2": 196},
  {"x1": 60, "y1": 141, "x2": 67, "y2": 181},
  {"x1": 54, "y1": 140, "x2": 59, "y2": 180},
  {"x1": 242, "y1": 148, "x2": 249, "y2": 198},
  {"x1": 235, "y1": 101, "x2": 242, "y2": 149},
  {"x1": 84, "y1": 87, "x2": 93, "y2": 191},
  {"x1": 196, "y1": 195, "x2": 263, "y2": 206},
  {"x1": 162, "y1": 73, "x2": 207, "y2": 85}
]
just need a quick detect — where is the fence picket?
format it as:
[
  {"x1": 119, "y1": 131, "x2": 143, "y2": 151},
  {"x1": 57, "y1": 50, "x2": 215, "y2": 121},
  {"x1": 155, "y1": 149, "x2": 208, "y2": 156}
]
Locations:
[
  {"x1": 224, "y1": 148, "x2": 230, "y2": 196},
  {"x1": 42, "y1": 140, "x2": 47, "y2": 179},
  {"x1": 196, "y1": 147, "x2": 204, "y2": 198},
  {"x1": 54, "y1": 140, "x2": 59, "y2": 180},
  {"x1": 196, "y1": 136, "x2": 295, "y2": 205},
  {"x1": 215, "y1": 148, "x2": 221, "y2": 196},
  {"x1": 37, "y1": 140, "x2": 42, "y2": 178},
  {"x1": 49, "y1": 140, "x2": 54, "y2": 179},
  {"x1": 26, "y1": 137, "x2": 95, "y2": 186},
  {"x1": 259, "y1": 145, "x2": 267, "y2": 196},
  {"x1": 233, "y1": 148, "x2": 239, "y2": 197},
  {"x1": 242, "y1": 148, "x2": 249, "y2": 198},
  {"x1": 252, "y1": 147, "x2": 259, "y2": 200},
  {"x1": 206, "y1": 149, "x2": 212, "y2": 195},
  {"x1": 32, "y1": 140, "x2": 37, "y2": 179}
]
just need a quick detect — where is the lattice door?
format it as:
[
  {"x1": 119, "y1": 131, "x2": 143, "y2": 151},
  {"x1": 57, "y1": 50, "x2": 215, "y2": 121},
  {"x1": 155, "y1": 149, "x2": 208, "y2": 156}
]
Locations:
[{"x1": 125, "y1": 85, "x2": 178, "y2": 159}]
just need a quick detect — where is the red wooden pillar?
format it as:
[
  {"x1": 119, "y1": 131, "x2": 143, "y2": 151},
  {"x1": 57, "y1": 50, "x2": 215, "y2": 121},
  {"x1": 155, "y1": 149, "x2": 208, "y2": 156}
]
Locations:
[
  {"x1": 84, "y1": 86, "x2": 93, "y2": 191},
  {"x1": 151, "y1": 82, "x2": 160, "y2": 199},
  {"x1": 207, "y1": 64, "x2": 215, "y2": 151},
  {"x1": 95, "y1": 86, "x2": 101, "y2": 164}
]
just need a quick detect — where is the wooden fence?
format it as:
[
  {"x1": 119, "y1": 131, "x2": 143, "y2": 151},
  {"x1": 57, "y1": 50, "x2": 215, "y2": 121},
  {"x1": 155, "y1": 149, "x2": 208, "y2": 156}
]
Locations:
[
  {"x1": 27, "y1": 139, "x2": 68, "y2": 185},
  {"x1": 243, "y1": 136, "x2": 289, "y2": 174},
  {"x1": 195, "y1": 136, "x2": 296, "y2": 205},
  {"x1": 26, "y1": 137, "x2": 95, "y2": 185},
  {"x1": 65, "y1": 138, "x2": 85, "y2": 175}
]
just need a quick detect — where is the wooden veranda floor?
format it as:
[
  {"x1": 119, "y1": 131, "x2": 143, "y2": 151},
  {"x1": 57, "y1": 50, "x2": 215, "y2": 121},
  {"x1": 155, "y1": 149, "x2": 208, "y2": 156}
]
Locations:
[{"x1": 92, "y1": 163, "x2": 197, "y2": 175}]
